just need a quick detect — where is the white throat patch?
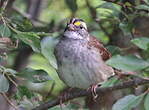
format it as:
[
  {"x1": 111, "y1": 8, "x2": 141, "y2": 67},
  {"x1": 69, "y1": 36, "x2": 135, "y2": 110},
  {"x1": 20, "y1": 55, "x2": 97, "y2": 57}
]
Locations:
[{"x1": 64, "y1": 31, "x2": 84, "y2": 39}]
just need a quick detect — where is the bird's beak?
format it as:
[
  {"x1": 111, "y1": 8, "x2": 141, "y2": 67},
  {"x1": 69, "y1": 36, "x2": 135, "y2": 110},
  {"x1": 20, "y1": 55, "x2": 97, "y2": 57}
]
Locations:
[{"x1": 67, "y1": 24, "x2": 75, "y2": 31}]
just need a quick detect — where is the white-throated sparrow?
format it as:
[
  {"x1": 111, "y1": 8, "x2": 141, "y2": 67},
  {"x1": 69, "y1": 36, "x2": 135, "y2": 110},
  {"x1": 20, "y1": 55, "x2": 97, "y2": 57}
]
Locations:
[{"x1": 54, "y1": 18, "x2": 114, "y2": 89}]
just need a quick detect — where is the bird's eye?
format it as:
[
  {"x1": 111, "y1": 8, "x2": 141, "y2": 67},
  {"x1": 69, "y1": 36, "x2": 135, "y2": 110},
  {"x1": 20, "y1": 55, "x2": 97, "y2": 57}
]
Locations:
[
  {"x1": 80, "y1": 26, "x2": 83, "y2": 29},
  {"x1": 73, "y1": 21, "x2": 87, "y2": 30}
]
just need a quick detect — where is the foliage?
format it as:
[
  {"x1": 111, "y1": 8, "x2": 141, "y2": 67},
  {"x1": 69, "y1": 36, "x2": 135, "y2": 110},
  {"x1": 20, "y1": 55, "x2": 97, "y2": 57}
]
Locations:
[
  {"x1": 112, "y1": 93, "x2": 146, "y2": 110},
  {"x1": 0, "y1": 0, "x2": 149, "y2": 110}
]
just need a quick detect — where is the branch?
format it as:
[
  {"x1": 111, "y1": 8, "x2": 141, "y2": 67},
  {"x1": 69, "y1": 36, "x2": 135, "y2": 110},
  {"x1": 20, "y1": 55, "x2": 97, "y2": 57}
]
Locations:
[
  {"x1": 32, "y1": 78, "x2": 149, "y2": 110},
  {"x1": 1, "y1": 93, "x2": 18, "y2": 110}
]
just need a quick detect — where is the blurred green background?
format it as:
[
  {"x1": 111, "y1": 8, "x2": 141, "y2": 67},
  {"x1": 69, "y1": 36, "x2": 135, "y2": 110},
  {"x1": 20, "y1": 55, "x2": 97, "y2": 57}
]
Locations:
[{"x1": 0, "y1": 0, "x2": 149, "y2": 110}]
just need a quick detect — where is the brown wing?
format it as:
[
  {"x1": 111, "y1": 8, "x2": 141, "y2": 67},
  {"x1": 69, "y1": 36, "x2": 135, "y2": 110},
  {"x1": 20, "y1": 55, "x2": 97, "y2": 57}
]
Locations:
[{"x1": 88, "y1": 36, "x2": 111, "y2": 61}]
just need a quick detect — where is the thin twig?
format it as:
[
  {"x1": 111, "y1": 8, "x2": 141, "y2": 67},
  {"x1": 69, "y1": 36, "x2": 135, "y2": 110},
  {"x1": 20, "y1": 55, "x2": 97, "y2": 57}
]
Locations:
[
  {"x1": 7, "y1": 75, "x2": 18, "y2": 87},
  {"x1": 32, "y1": 78, "x2": 149, "y2": 110},
  {"x1": 1, "y1": 93, "x2": 18, "y2": 110}
]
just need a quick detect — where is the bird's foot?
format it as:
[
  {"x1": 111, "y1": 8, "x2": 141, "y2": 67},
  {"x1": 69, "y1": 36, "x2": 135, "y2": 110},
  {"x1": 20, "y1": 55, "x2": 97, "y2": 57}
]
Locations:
[{"x1": 88, "y1": 84, "x2": 99, "y2": 101}]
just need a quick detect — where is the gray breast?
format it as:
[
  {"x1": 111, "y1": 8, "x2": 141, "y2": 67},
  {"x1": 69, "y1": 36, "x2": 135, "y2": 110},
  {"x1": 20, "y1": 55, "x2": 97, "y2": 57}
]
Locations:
[{"x1": 55, "y1": 38, "x2": 113, "y2": 89}]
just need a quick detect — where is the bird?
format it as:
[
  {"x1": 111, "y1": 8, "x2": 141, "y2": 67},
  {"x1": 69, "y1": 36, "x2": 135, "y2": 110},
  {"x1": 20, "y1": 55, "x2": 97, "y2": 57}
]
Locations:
[{"x1": 54, "y1": 18, "x2": 114, "y2": 90}]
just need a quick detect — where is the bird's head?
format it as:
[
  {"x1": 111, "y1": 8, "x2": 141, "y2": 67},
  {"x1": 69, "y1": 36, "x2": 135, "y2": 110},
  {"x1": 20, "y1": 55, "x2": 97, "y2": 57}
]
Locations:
[{"x1": 64, "y1": 18, "x2": 89, "y2": 40}]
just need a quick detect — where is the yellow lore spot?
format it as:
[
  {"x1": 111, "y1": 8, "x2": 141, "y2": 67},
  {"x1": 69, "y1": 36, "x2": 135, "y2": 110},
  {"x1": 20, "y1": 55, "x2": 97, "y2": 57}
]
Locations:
[{"x1": 74, "y1": 21, "x2": 81, "y2": 26}]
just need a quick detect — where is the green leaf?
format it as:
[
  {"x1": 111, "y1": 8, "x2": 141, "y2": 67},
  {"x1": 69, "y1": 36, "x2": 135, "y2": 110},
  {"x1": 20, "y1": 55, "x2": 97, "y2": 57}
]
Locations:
[
  {"x1": 106, "y1": 55, "x2": 149, "y2": 71},
  {"x1": 16, "y1": 68, "x2": 55, "y2": 94},
  {"x1": 11, "y1": 15, "x2": 33, "y2": 31},
  {"x1": 131, "y1": 37, "x2": 149, "y2": 50},
  {"x1": 49, "y1": 101, "x2": 89, "y2": 110},
  {"x1": 41, "y1": 37, "x2": 59, "y2": 69},
  {"x1": 65, "y1": 0, "x2": 78, "y2": 12},
  {"x1": 136, "y1": 5, "x2": 149, "y2": 11},
  {"x1": 97, "y1": 2, "x2": 120, "y2": 12},
  {"x1": 112, "y1": 94, "x2": 146, "y2": 110},
  {"x1": 28, "y1": 54, "x2": 66, "y2": 95},
  {"x1": 106, "y1": 45, "x2": 121, "y2": 56},
  {"x1": 119, "y1": 23, "x2": 132, "y2": 36},
  {"x1": 19, "y1": 18, "x2": 33, "y2": 31},
  {"x1": 19, "y1": 98, "x2": 34, "y2": 110},
  {"x1": 101, "y1": 77, "x2": 120, "y2": 87},
  {"x1": 144, "y1": 0, "x2": 149, "y2": 4},
  {"x1": 16, "y1": 86, "x2": 34, "y2": 99},
  {"x1": 0, "y1": 24, "x2": 11, "y2": 37},
  {"x1": 91, "y1": 31, "x2": 109, "y2": 44},
  {"x1": 14, "y1": 33, "x2": 41, "y2": 52},
  {"x1": 96, "y1": 2, "x2": 121, "y2": 18},
  {"x1": 18, "y1": 68, "x2": 51, "y2": 83},
  {"x1": 144, "y1": 93, "x2": 149, "y2": 110},
  {"x1": 0, "y1": 74, "x2": 9, "y2": 92}
]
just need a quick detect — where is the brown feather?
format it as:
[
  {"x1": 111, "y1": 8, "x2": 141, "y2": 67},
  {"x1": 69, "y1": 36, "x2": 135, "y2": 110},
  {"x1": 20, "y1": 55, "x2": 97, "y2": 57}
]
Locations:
[{"x1": 88, "y1": 36, "x2": 111, "y2": 61}]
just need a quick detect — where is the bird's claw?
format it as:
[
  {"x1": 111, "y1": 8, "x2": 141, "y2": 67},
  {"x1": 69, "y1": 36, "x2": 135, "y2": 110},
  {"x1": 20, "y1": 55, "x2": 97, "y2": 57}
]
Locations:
[{"x1": 88, "y1": 84, "x2": 99, "y2": 100}]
